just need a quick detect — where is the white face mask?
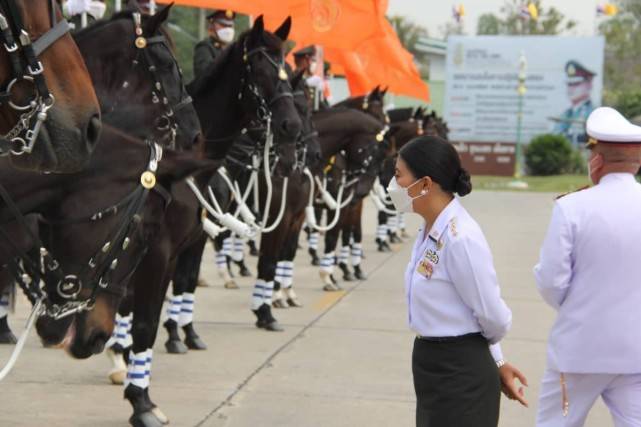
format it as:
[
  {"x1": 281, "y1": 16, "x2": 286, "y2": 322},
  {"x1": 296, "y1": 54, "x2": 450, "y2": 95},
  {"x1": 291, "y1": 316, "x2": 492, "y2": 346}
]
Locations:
[
  {"x1": 216, "y1": 27, "x2": 235, "y2": 43},
  {"x1": 386, "y1": 177, "x2": 427, "y2": 213},
  {"x1": 309, "y1": 60, "x2": 318, "y2": 74}
]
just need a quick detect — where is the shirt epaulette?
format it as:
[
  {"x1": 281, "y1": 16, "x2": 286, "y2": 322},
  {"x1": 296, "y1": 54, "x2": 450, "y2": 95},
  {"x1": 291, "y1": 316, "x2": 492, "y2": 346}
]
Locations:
[{"x1": 555, "y1": 185, "x2": 591, "y2": 200}]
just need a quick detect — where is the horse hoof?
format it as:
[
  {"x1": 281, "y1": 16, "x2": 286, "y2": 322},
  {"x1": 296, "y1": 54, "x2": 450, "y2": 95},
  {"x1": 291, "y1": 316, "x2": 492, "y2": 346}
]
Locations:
[
  {"x1": 259, "y1": 320, "x2": 284, "y2": 332},
  {"x1": 197, "y1": 278, "x2": 210, "y2": 287},
  {"x1": 354, "y1": 271, "x2": 367, "y2": 281},
  {"x1": 0, "y1": 331, "x2": 17, "y2": 344},
  {"x1": 224, "y1": 280, "x2": 239, "y2": 289},
  {"x1": 129, "y1": 411, "x2": 165, "y2": 427},
  {"x1": 151, "y1": 407, "x2": 169, "y2": 425},
  {"x1": 272, "y1": 299, "x2": 288, "y2": 309},
  {"x1": 184, "y1": 335, "x2": 207, "y2": 350},
  {"x1": 323, "y1": 283, "x2": 341, "y2": 292},
  {"x1": 311, "y1": 257, "x2": 320, "y2": 266},
  {"x1": 109, "y1": 369, "x2": 126, "y2": 385},
  {"x1": 389, "y1": 233, "x2": 401, "y2": 244},
  {"x1": 164, "y1": 339, "x2": 188, "y2": 354},
  {"x1": 253, "y1": 305, "x2": 284, "y2": 332},
  {"x1": 238, "y1": 265, "x2": 252, "y2": 277},
  {"x1": 286, "y1": 298, "x2": 303, "y2": 308}
]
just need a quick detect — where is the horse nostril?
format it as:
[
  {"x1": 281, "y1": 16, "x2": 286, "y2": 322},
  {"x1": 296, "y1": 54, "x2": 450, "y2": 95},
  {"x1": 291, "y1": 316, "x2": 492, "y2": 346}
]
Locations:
[{"x1": 85, "y1": 114, "x2": 101, "y2": 150}]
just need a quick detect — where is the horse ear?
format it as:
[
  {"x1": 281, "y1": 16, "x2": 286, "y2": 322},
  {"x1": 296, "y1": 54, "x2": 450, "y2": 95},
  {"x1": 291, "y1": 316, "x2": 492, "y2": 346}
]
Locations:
[
  {"x1": 372, "y1": 85, "x2": 380, "y2": 97},
  {"x1": 144, "y1": 3, "x2": 172, "y2": 34},
  {"x1": 274, "y1": 16, "x2": 291, "y2": 41},
  {"x1": 250, "y1": 15, "x2": 265, "y2": 43},
  {"x1": 381, "y1": 86, "x2": 388, "y2": 97}
]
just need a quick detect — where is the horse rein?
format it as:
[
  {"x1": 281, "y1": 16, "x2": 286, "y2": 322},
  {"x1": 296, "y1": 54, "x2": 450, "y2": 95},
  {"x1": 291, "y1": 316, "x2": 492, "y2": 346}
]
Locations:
[
  {"x1": 0, "y1": 141, "x2": 172, "y2": 320},
  {"x1": 0, "y1": 0, "x2": 70, "y2": 156}
]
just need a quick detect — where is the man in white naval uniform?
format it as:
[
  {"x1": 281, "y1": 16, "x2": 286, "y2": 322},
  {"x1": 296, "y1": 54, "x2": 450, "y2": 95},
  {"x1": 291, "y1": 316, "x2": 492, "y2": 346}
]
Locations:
[{"x1": 534, "y1": 106, "x2": 641, "y2": 427}]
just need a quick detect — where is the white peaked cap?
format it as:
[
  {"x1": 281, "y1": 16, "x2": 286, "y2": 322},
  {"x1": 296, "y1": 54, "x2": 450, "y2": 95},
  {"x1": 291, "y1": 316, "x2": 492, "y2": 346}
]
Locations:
[{"x1": 586, "y1": 107, "x2": 641, "y2": 145}]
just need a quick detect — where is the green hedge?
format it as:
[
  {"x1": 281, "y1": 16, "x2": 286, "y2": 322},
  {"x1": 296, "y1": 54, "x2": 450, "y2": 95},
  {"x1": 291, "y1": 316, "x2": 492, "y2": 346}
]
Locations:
[{"x1": 525, "y1": 134, "x2": 576, "y2": 176}]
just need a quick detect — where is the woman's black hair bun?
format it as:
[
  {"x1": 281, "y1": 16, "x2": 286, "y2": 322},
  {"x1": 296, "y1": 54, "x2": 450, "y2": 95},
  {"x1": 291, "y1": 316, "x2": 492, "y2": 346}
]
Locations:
[{"x1": 455, "y1": 168, "x2": 472, "y2": 197}]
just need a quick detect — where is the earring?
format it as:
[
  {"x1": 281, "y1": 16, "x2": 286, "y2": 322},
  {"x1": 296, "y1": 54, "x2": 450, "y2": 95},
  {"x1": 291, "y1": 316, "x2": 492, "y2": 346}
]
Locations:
[{"x1": 420, "y1": 189, "x2": 426, "y2": 195}]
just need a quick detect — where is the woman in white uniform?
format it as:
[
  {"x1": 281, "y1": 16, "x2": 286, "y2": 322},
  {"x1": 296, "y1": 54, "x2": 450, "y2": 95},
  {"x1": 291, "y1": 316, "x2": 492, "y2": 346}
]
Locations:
[{"x1": 387, "y1": 136, "x2": 528, "y2": 426}]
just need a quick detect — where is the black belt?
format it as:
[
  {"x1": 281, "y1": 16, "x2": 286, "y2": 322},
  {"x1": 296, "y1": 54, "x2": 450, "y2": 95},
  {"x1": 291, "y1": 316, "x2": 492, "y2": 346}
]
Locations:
[{"x1": 416, "y1": 332, "x2": 483, "y2": 343}]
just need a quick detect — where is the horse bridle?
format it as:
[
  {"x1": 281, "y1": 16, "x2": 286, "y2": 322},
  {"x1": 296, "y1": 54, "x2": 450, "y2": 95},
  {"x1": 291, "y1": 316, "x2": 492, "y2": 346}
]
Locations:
[
  {"x1": 0, "y1": 142, "x2": 172, "y2": 320},
  {"x1": 293, "y1": 89, "x2": 318, "y2": 170},
  {"x1": 0, "y1": 0, "x2": 71, "y2": 156},
  {"x1": 107, "y1": 12, "x2": 192, "y2": 149}
]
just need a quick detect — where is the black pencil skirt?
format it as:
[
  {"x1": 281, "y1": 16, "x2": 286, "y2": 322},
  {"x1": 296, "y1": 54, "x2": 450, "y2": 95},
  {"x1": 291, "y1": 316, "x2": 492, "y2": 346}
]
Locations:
[{"x1": 412, "y1": 333, "x2": 501, "y2": 427}]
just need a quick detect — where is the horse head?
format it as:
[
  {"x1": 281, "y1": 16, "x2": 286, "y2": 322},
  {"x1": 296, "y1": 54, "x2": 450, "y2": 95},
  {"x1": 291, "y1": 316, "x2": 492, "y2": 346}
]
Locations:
[
  {"x1": 73, "y1": 4, "x2": 200, "y2": 149},
  {"x1": 0, "y1": 0, "x2": 101, "y2": 172}
]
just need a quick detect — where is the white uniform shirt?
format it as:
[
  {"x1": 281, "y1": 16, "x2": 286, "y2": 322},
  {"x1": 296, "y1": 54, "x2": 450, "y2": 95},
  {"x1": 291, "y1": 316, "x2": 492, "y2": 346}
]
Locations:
[
  {"x1": 534, "y1": 173, "x2": 641, "y2": 374},
  {"x1": 405, "y1": 198, "x2": 512, "y2": 361}
]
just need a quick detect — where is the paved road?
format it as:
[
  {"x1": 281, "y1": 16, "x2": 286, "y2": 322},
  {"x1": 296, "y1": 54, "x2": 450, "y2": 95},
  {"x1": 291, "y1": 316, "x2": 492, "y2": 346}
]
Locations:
[{"x1": 0, "y1": 192, "x2": 612, "y2": 426}]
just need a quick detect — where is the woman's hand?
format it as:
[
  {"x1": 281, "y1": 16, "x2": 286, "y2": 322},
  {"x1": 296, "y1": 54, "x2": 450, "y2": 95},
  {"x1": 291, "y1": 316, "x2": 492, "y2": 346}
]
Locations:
[{"x1": 499, "y1": 363, "x2": 529, "y2": 407}]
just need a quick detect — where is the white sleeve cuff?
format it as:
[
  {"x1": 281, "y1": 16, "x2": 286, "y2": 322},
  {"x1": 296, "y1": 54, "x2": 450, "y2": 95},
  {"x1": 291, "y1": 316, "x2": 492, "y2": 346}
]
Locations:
[{"x1": 489, "y1": 342, "x2": 504, "y2": 362}]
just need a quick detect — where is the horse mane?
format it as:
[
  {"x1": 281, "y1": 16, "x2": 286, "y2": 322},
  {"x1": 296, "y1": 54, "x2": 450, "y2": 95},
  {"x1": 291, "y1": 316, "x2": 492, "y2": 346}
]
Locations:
[{"x1": 187, "y1": 26, "x2": 284, "y2": 97}]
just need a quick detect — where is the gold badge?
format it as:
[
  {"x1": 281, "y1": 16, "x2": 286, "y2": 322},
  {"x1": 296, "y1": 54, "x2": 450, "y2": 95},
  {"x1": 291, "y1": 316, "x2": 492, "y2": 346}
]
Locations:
[
  {"x1": 449, "y1": 218, "x2": 458, "y2": 237},
  {"x1": 135, "y1": 37, "x2": 147, "y2": 49},
  {"x1": 140, "y1": 171, "x2": 156, "y2": 189},
  {"x1": 567, "y1": 64, "x2": 576, "y2": 75},
  {"x1": 225, "y1": 10, "x2": 234, "y2": 19},
  {"x1": 425, "y1": 249, "x2": 439, "y2": 265},
  {"x1": 376, "y1": 132, "x2": 384, "y2": 142},
  {"x1": 416, "y1": 259, "x2": 434, "y2": 279}
]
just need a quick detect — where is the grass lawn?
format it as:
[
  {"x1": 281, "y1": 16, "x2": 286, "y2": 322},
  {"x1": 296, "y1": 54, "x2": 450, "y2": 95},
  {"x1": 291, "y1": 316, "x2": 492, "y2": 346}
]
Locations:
[{"x1": 472, "y1": 175, "x2": 592, "y2": 193}]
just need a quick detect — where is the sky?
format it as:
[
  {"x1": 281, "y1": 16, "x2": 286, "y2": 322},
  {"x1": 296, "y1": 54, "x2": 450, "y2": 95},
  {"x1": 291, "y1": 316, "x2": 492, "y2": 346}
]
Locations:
[{"x1": 387, "y1": 0, "x2": 604, "y2": 38}]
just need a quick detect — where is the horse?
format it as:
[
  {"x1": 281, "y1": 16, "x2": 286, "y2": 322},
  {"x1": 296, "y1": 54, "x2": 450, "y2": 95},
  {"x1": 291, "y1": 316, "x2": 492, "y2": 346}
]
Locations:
[
  {"x1": 99, "y1": 16, "x2": 301, "y2": 426},
  {"x1": 73, "y1": 4, "x2": 200, "y2": 149},
  {"x1": 0, "y1": 0, "x2": 101, "y2": 172}
]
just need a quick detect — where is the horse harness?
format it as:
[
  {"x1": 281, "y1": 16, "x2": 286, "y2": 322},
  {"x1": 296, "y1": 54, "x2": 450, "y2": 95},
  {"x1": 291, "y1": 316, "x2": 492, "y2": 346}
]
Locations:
[
  {"x1": 109, "y1": 12, "x2": 193, "y2": 149},
  {"x1": 0, "y1": 0, "x2": 71, "y2": 156},
  {"x1": 0, "y1": 141, "x2": 172, "y2": 320}
]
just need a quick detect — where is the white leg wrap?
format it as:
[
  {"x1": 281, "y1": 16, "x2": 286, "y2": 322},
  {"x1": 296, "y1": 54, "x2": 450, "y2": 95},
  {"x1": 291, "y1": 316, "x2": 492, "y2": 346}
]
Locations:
[
  {"x1": 178, "y1": 292, "x2": 194, "y2": 327},
  {"x1": 338, "y1": 246, "x2": 349, "y2": 265},
  {"x1": 221, "y1": 237, "x2": 232, "y2": 257},
  {"x1": 320, "y1": 251, "x2": 336, "y2": 274},
  {"x1": 351, "y1": 243, "x2": 363, "y2": 267},
  {"x1": 251, "y1": 279, "x2": 274, "y2": 310},
  {"x1": 281, "y1": 261, "x2": 294, "y2": 288},
  {"x1": 308, "y1": 232, "x2": 319, "y2": 250},
  {"x1": 126, "y1": 350, "x2": 148, "y2": 389},
  {"x1": 387, "y1": 215, "x2": 398, "y2": 234},
  {"x1": 145, "y1": 349, "x2": 153, "y2": 383},
  {"x1": 166, "y1": 295, "x2": 182, "y2": 323},
  {"x1": 231, "y1": 235, "x2": 245, "y2": 262},
  {"x1": 376, "y1": 224, "x2": 388, "y2": 241},
  {"x1": 274, "y1": 261, "x2": 285, "y2": 284},
  {"x1": 398, "y1": 213, "x2": 406, "y2": 230},
  {"x1": 0, "y1": 292, "x2": 9, "y2": 318}
]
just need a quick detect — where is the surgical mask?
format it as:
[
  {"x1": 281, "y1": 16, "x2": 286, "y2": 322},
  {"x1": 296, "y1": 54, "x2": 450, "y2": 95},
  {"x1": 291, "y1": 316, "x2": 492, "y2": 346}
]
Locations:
[
  {"x1": 309, "y1": 60, "x2": 318, "y2": 74},
  {"x1": 216, "y1": 27, "x2": 235, "y2": 43},
  {"x1": 386, "y1": 177, "x2": 427, "y2": 213}
]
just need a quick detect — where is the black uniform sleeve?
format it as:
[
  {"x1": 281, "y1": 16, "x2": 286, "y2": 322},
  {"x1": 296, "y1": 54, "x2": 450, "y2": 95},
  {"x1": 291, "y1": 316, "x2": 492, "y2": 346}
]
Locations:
[{"x1": 193, "y1": 41, "x2": 216, "y2": 79}]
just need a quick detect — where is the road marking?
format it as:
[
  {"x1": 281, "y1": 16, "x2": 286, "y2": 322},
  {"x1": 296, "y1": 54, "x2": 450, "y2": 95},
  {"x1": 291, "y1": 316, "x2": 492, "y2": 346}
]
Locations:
[{"x1": 312, "y1": 291, "x2": 347, "y2": 311}]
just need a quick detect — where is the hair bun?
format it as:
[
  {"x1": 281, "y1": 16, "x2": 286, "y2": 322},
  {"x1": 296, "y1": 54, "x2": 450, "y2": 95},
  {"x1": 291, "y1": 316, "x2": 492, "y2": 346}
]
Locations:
[{"x1": 455, "y1": 168, "x2": 472, "y2": 196}]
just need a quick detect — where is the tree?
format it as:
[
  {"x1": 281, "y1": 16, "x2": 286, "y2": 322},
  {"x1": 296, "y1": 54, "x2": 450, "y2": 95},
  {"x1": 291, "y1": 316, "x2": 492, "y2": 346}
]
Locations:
[
  {"x1": 599, "y1": 1, "x2": 641, "y2": 107},
  {"x1": 477, "y1": 0, "x2": 577, "y2": 35}
]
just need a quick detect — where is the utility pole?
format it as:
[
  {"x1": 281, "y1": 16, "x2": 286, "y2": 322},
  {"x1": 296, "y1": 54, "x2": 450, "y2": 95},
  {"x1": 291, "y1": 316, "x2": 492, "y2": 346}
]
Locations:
[{"x1": 510, "y1": 51, "x2": 529, "y2": 189}]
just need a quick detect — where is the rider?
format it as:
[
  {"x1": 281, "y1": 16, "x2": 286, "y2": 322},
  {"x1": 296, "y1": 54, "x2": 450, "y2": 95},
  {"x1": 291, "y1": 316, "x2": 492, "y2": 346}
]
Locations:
[
  {"x1": 193, "y1": 9, "x2": 236, "y2": 79},
  {"x1": 293, "y1": 45, "x2": 327, "y2": 111},
  {"x1": 63, "y1": 0, "x2": 106, "y2": 29}
]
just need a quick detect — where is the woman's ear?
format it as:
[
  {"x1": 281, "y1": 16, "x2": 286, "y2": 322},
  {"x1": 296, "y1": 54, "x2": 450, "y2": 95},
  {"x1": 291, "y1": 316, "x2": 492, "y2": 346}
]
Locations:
[{"x1": 420, "y1": 176, "x2": 432, "y2": 194}]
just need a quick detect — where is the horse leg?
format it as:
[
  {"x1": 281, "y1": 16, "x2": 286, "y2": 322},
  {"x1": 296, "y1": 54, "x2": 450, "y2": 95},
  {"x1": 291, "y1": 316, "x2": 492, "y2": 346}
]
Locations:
[
  {"x1": 307, "y1": 207, "x2": 323, "y2": 266},
  {"x1": 351, "y1": 201, "x2": 367, "y2": 280},
  {"x1": 162, "y1": 257, "x2": 188, "y2": 355},
  {"x1": 125, "y1": 253, "x2": 173, "y2": 427},
  {"x1": 320, "y1": 216, "x2": 342, "y2": 291},
  {"x1": 173, "y1": 234, "x2": 207, "y2": 350},
  {"x1": 0, "y1": 277, "x2": 16, "y2": 344},
  {"x1": 251, "y1": 231, "x2": 286, "y2": 332},
  {"x1": 282, "y1": 212, "x2": 306, "y2": 307},
  {"x1": 231, "y1": 233, "x2": 251, "y2": 277},
  {"x1": 376, "y1": 210, "x2": 391, "y2": 252},
  {"x1": 337, "y1": 208, "x2": 354, "y2": 281},
  {"x1": 215, "y1": 231, "x2": 237, "y2": 289},
  {"x1": 105, "y1": 298, "x2": 134, "y2": 385}
]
